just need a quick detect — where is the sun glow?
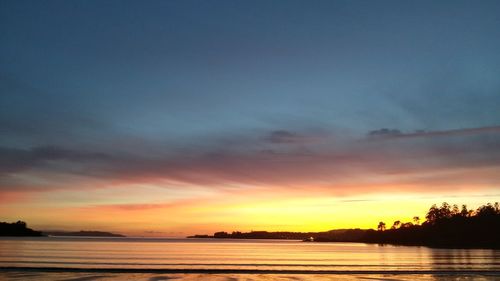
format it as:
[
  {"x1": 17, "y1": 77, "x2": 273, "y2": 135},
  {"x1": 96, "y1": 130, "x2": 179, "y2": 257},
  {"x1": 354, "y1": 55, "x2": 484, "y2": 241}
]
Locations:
[{"x1": 3, "y1": 180, "x2": 496, "y2": 237}]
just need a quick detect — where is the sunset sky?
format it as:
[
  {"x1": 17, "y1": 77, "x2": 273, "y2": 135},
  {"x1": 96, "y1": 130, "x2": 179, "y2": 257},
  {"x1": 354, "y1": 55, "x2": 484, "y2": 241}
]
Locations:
[{"x1": 1, "y1": 0, "x2": 500, "y2": 237}]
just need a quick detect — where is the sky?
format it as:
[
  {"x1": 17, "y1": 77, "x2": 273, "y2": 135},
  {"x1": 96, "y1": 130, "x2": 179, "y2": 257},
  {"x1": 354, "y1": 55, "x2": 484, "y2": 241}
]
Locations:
[{"x1": 1, "y1": 0, "x2": 500, "y2": 237}]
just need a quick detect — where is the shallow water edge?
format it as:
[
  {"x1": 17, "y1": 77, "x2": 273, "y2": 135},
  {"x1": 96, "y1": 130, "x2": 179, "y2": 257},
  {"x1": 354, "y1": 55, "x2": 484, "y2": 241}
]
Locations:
[{"x1": 1, "y1": 271, "x2": 500, "y2": 281}]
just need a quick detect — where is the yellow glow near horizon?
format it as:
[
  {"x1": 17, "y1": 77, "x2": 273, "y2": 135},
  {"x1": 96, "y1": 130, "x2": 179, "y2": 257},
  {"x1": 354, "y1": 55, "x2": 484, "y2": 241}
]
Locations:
[{"x1": 3, "y1": 186, "x2": 497, "y2": 237}]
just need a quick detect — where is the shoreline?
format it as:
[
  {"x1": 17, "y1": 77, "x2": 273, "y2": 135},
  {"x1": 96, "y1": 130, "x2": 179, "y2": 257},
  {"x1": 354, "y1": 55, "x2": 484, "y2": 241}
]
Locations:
[
  {"x1": 187, "y1": 237, "x2": 500, "y2": 250},
  {"x1": 1, "y1": 267, "x2": 500, "y2": 275}
]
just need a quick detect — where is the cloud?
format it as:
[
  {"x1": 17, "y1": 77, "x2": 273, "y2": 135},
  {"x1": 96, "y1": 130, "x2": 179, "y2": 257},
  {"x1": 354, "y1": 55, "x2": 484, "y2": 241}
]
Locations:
[
  {"x1": 1, "y1": 125, "x2": 499, "y2": 195},
  {"x1": 91, "y1": 203, "x2": 174, "y2": 211},
  {"x1": 368, "y1": 128, "x2": 402, "y2": 137},
  {"x1": 266, "y1": 130, "x2": 297, "y2": 143},
  {"x1": 368, "y1": 126, "x2": 500, "y2": 139},
  {"x1": 264, "y1": 130, "x2": 318, "y2": 144},
  {"x1": 0, "y1": 145, "x2": 109, "y2": 175}
]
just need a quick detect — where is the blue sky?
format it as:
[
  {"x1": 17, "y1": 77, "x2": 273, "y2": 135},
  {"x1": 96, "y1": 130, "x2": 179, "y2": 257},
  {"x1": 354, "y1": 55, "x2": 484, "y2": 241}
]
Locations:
[{"x1": 2, "y1": 0, "x2": 500, "y2": 145}]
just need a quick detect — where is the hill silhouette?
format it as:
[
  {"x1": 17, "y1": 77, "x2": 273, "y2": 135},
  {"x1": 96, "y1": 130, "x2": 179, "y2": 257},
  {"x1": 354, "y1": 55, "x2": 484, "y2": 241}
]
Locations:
[
  {"x1": 43, "y1": 230, "x2": 125, "y2": 237},
  {"x1": 0, "y1": 221, "x2": 125, "y2": 237}
]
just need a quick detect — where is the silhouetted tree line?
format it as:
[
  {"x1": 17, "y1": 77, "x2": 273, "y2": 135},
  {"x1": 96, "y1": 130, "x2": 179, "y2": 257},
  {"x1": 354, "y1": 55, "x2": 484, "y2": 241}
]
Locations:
[
  {"x1": 189, "y1": 202, "x2": 500, "y2": 248},
  {"x1": 190, "y1": 230, "x2": 327, "y2": 240},
  {"x1": 364, "y1": 202, "x2": 500, "y2": 248},
  {"x1": 189, "y1": 229, "x2": 367, "y2": 240},
  {"x1": 0, "y1": 221, "x2": 43, "y2": 236}
]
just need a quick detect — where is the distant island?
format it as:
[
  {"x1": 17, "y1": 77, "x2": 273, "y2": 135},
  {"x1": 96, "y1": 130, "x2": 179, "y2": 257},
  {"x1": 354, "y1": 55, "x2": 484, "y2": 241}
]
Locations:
[
  {"x1": 189, "y1": 202, "x2": 500, "y2": 249},
  {"x1": 0, "y1": 221, "x2": 125, "y2": 238},
  {"x1": 0, "y1": 221, "x2": 43, "y2": 236},
  {"x1": 43, "y1": 230, "x2": 125, "y2": 237}
]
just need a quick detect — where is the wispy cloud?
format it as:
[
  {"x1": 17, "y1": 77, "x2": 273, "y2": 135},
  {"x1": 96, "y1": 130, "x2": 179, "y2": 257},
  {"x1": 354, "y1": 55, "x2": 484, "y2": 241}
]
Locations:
[
  {"x1": 368, "y1": 126, "x2": 500, "y2": 139},
  {"x1": 0, "y1": 145, "x2": 109, "y2": 176},
  {"x1": 1, "y1": 125, "x2": 499, "y2": 196},
  {"x1": 264, "y1": 130, "x2": 324, "y2": 144}
]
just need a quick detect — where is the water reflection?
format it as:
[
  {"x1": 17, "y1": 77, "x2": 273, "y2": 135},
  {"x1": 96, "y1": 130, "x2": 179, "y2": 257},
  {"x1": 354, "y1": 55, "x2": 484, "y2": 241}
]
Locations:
[
  {"x1": 429, "y1": 247, "x2": 499, "y2": 270},
  {"x1": 0, "y1": 237, "x2": 499, "y2": 279}
]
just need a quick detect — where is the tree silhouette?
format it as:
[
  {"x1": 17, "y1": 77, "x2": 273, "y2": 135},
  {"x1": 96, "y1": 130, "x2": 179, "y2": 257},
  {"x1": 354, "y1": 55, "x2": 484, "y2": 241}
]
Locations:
[
  {"x1": 0, "y1": 221, "x2": 42, "y2": 236},
  {"x1": 413, "y1": 216, "x2": 420, "y2": 225},
  {"x1": 363, "y1": 202, "x2": 500, "y2": 248},
  {"x1": 377, "y1": 221, "x2": 386, "y2": 231},
  {"x1": 476, "y1": 203, "x2": 498, "y2": 217},
  {"x1": 460, "y1": 205, "x2": 469, "y2": 217},
  {"x1": 425, "y1": 202, "x2": 454, "y2": 224},
  {"x1": 401, "y1": 222, "x2": 413, "y2": 228},
  {"x1": 391, "y1": 220, "x2": 401, "y2": 229},
  {"x1": 188, "y1": 202, "x2": 500, "y2": 248}
]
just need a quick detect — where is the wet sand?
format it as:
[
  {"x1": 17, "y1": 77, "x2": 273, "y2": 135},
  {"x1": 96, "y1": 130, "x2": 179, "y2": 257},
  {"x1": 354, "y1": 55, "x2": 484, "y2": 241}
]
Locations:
[{"x1": 1, "y1": 270, "x2": 499, "y2": 281}]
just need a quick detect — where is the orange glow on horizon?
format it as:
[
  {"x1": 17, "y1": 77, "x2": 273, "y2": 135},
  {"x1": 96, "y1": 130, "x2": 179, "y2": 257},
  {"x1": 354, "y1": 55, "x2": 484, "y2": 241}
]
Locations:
[{"x1": 2, "y1": 182, "x2": 497, "y2": 237}]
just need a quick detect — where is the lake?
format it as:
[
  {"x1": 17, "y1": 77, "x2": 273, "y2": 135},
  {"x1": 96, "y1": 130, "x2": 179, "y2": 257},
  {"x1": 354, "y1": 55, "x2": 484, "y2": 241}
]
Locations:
[{"x1": 0, "y1": 237, "x2": 499, "y2": 280}]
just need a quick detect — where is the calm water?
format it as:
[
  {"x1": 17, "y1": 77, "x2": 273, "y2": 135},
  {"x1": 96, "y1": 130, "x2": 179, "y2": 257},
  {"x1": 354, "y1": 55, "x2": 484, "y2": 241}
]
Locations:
[{"x1": 0, "y1": 237, "x2": 499, "y2": 280}]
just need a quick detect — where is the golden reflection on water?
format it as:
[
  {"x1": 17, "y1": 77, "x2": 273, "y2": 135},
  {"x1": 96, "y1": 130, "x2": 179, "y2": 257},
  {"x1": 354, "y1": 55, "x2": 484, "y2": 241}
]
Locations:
[{"x1": 0, "y1": 237, "x2": 499, "y2": 280}]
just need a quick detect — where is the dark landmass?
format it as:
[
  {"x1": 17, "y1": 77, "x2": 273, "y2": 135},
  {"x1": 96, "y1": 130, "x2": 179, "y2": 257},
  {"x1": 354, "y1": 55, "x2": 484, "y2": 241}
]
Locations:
[
  {"x1": 189, "y1": 202, "x2": 500, "y2": 249},
  {"x1": 188, "y1": 228, "x2": 367, "y2": 241},
  {"x1": 44, "y1": 230, "x2": 125, "y2": 237},
  {"x1": 362, "y1": 202, "x2": 500, "y2": 249},
  {"x1": 0, "y1": 221, "x2": 125, "y2": 237},
  {"x1": 0, "y1": 221, "x2": 43, "y2": 236}
]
